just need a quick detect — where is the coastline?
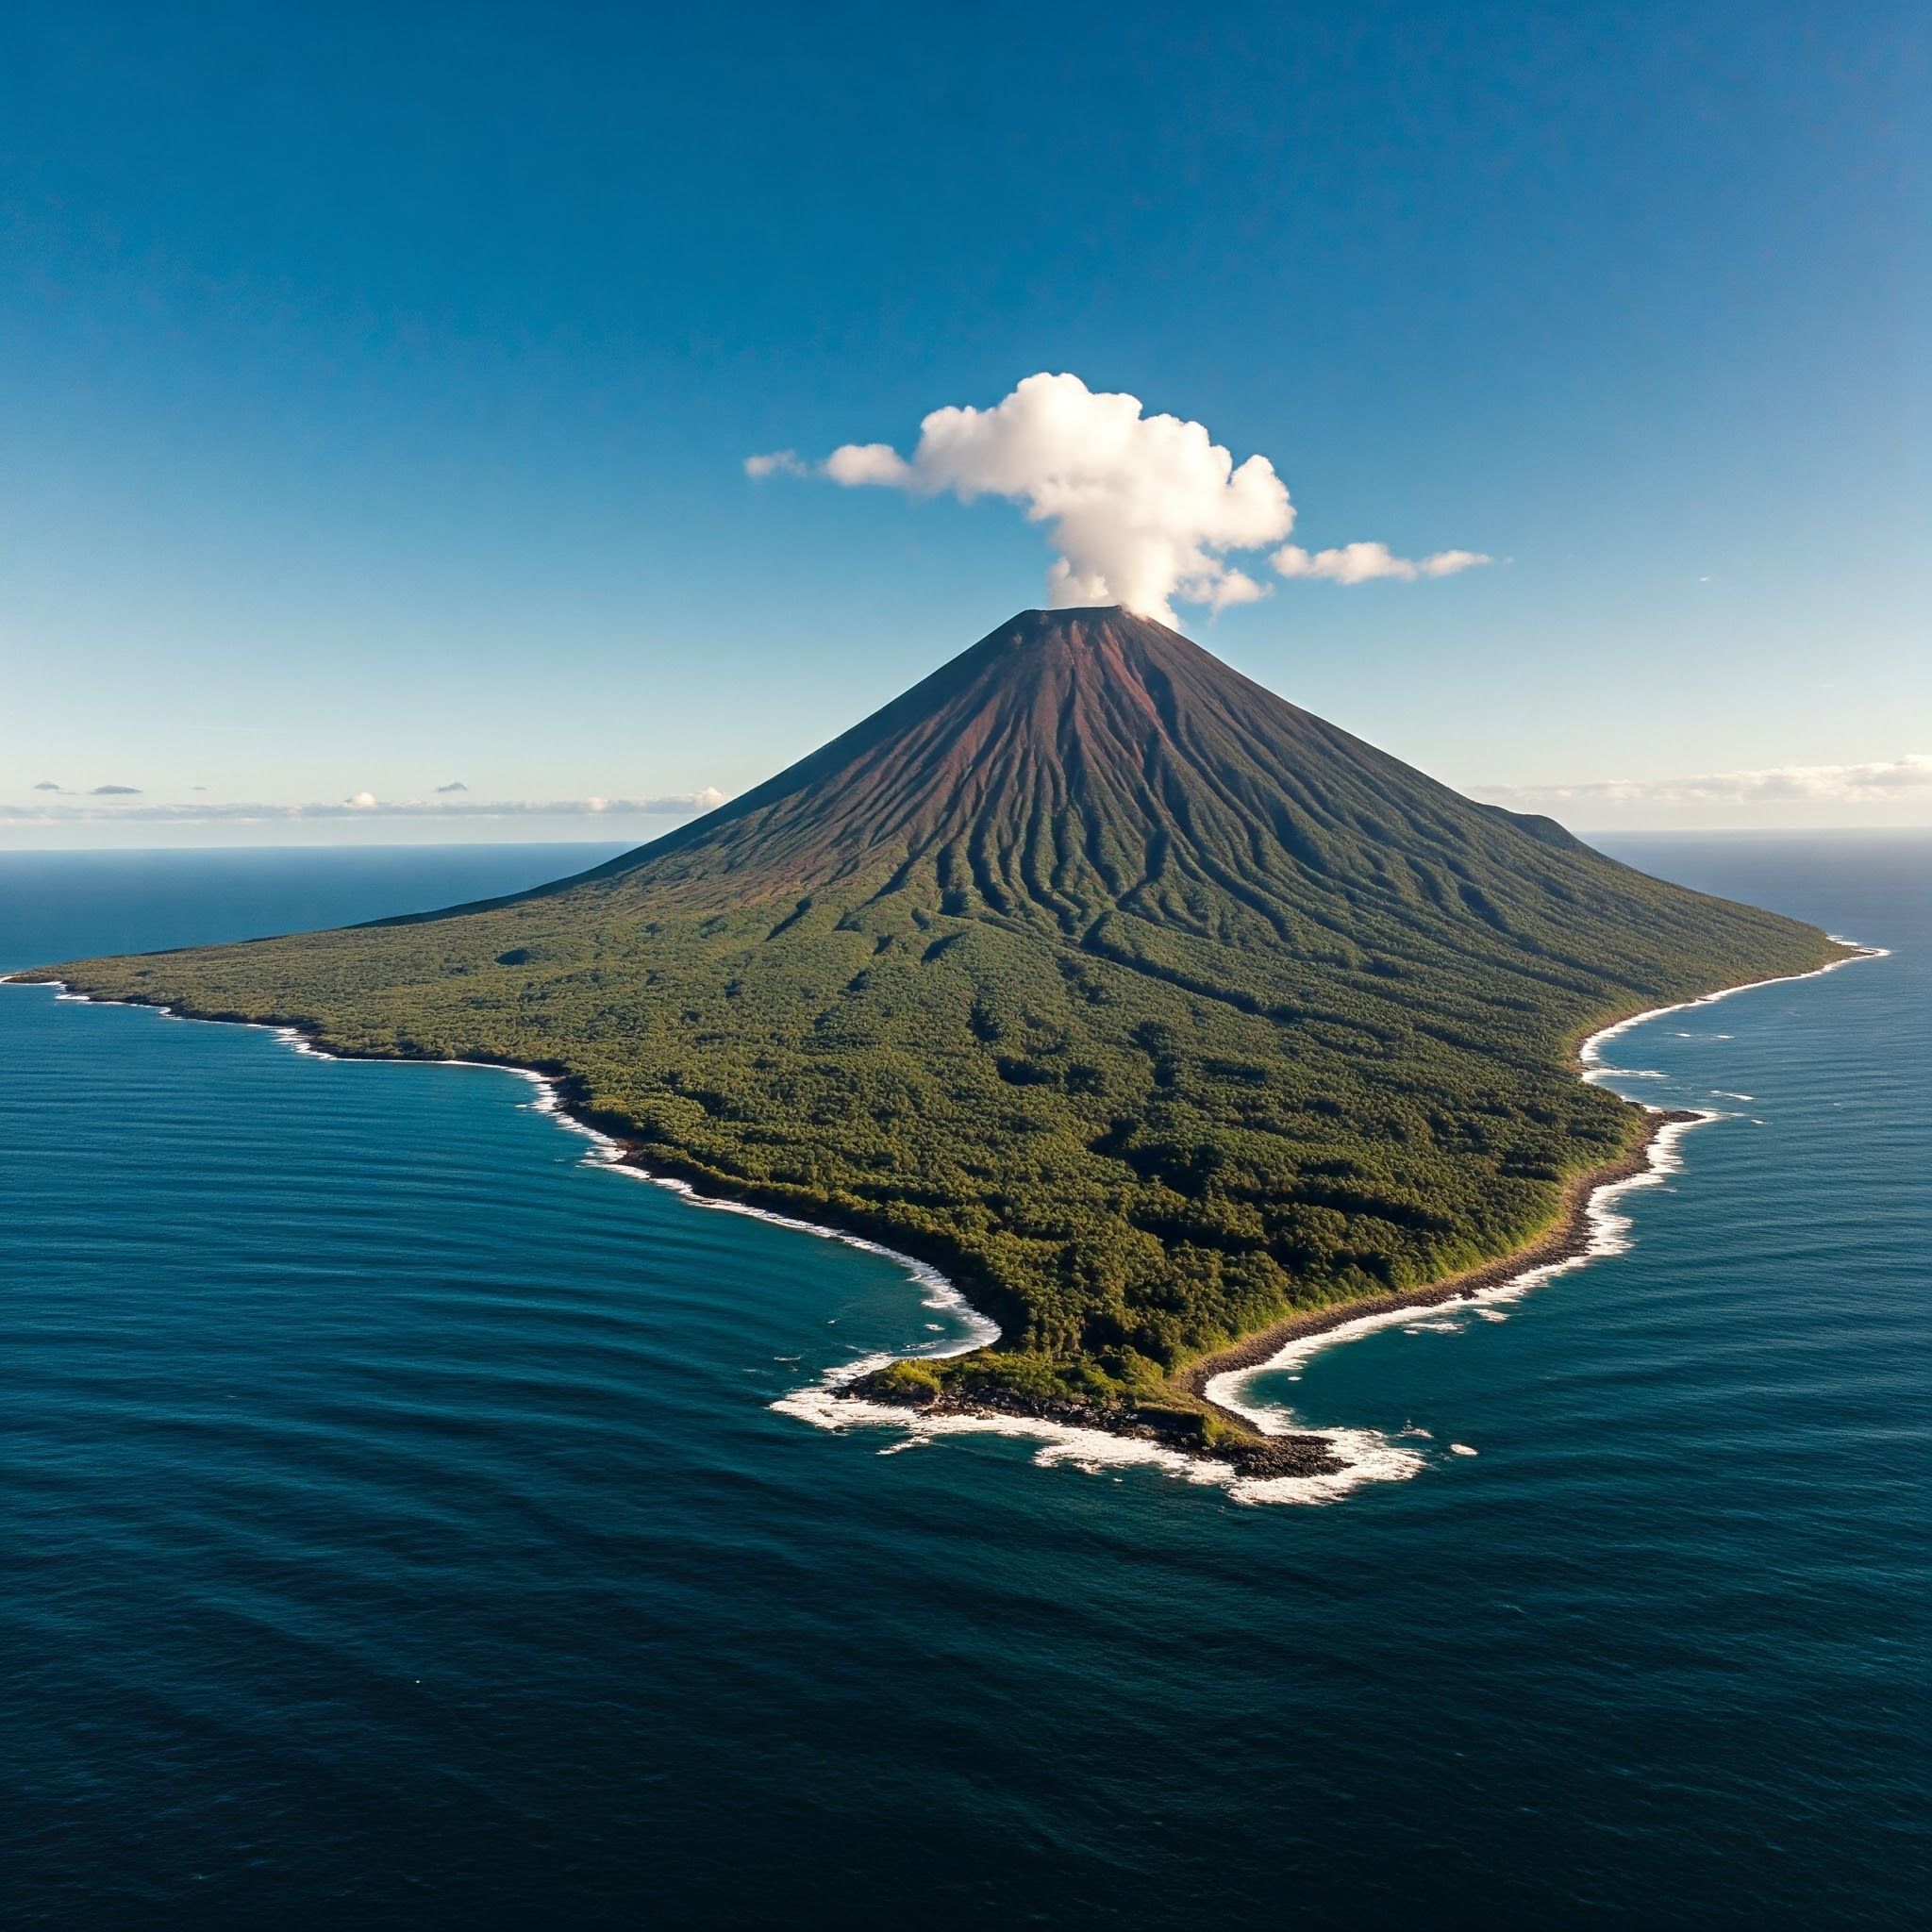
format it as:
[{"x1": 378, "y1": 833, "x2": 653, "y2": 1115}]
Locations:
[
  {"x1": 0, "y1": 974, "x2": 1003, "y2": 1357},
  {"x1": 1174, "y1": 1104, "x2": 1700, "y2": 1425},
  {"x1": 1184, "y1": 934, "x2": 1884, "y2": 1438},
  {"x1": 4, "y1": 932, "x2": 1882, "y2": 1504}
]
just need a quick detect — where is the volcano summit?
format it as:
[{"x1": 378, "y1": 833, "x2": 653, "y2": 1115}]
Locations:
[{"x1": 25, "y1": 608, "x2": 1845, "y2": 1455}]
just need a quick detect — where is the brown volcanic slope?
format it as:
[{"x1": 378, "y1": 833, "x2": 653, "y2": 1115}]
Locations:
[
  {"x1": 31, "y1": 608, "x2": 1840, "y2": 1430},
  {"x1": 537, "y1": 604, "x2": 1602, "y2": 924}
]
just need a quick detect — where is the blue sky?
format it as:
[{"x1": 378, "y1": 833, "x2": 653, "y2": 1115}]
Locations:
[{"x1": 3, "y1": 0, "x2": 1926, "y2": 843}]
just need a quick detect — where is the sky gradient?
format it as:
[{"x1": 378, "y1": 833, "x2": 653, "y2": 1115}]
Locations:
[{"x1": 4, "y1": 1, "x2": 1927, "y2": 843}]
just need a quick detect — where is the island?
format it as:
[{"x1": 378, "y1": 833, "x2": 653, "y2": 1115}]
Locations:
[{"x1": 19, "y1": 608, "x2": 1848, "y2": 1469}]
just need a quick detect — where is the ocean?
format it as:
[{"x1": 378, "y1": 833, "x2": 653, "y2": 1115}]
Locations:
[{"x1": 2, "y1": 833, "x2": 1925, "y2": 1926}]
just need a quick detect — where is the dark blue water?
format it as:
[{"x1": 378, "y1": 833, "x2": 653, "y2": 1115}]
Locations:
[{"x1": 3, "y1": 836, "x2": 1926, "y2": 1927}]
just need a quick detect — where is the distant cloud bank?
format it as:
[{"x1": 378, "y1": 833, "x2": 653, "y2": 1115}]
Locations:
[
  {"x1": 747, "y1": 372, "x2": 1491, "y2": 624},
  {"x1": 1478, "y1": 754, "x2": 1932, "y2": 811},
  {"x1": 0, "y1": 789, "x2": 729, "y2": 825}
]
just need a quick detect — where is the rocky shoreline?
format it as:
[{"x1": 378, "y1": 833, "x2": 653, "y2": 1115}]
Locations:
[
  {"x1": 853, "y1": 1107, "x2": 1702, "y2": 1472},
  {"x1": 1175, "y1": 1107, "x2": 1705, "y2": 1429},
  {"x1": 853, "y1": 1372, "x2": 1350, "y2": 1477}
]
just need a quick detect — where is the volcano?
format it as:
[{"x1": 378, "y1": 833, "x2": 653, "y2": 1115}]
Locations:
[
  {"x1": 528, "y1": 606, "x2": 1611, "y2": 924},
  {"x1": 29, "y1": 608, "x2": 1842, "y2": 1442}
]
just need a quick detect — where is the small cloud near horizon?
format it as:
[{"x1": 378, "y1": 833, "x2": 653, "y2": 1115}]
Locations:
[
  {"x1": 90, "y1": 783, "x2": 142, "y2": 795},
  {"x1": 747, "y1": 372, "x2": 1489, "y2": 624},
  {"x1": 3, "y1": 789, "x2": 730, "y2": 826},
  {"x1": 1477, "y1": 753, "x2": 1932, "y2": 811},
  {"x1": 33, "y1": 780, "x2": 61, "y2": 791},
  {"x1": 434, "y1": 779, "x2": 468, "y2": 792}
]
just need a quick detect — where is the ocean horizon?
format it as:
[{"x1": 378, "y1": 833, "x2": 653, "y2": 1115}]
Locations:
[{"x1": 3, "y1": 830, "x2": 1926, "y2": 1925}]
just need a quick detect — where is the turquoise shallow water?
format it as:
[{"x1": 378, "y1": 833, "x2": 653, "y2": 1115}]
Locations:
[{"x1": 2, "y1": 834, "x2": 1926, "y2": 1927}]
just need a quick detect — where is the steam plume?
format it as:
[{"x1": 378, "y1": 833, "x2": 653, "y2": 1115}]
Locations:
[{"x1": 749, "y1": 374, "x2": 1488, "y2": 623}]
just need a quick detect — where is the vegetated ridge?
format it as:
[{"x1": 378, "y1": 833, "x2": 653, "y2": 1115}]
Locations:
[{"x1": 25, "y1": 608, "x2": 1842, "y2": 1455}]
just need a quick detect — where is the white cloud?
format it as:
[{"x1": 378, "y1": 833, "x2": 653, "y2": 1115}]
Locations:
[
  {"x1": 1418, "y1": 549, "x2": 1492, "y2": 578},
  {"x1": 1200, "y1": 567, "x2": 1269, "y2": 612},
  {"x1": 822, "y1": 441, "x2": 915, "y2": 488},
  {"x1": 755, "y1": 374, "x2": 1490, "y2": 624},
  {"x1": 1, "y1": 790, "x2": 731, "y2": 825},
  {"x1": 827, "y1": 374, "x2": 1293, "y2": 624},
  {"x1": 1477, "y1": 754, "x2": 1932, "y2": 810},
  {"x1": 745, "y1": 449, "x2": 808, "y2": 480},
  {"x1": 1272, "y1": 541, "x2": 1493, "y2": 585}
]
